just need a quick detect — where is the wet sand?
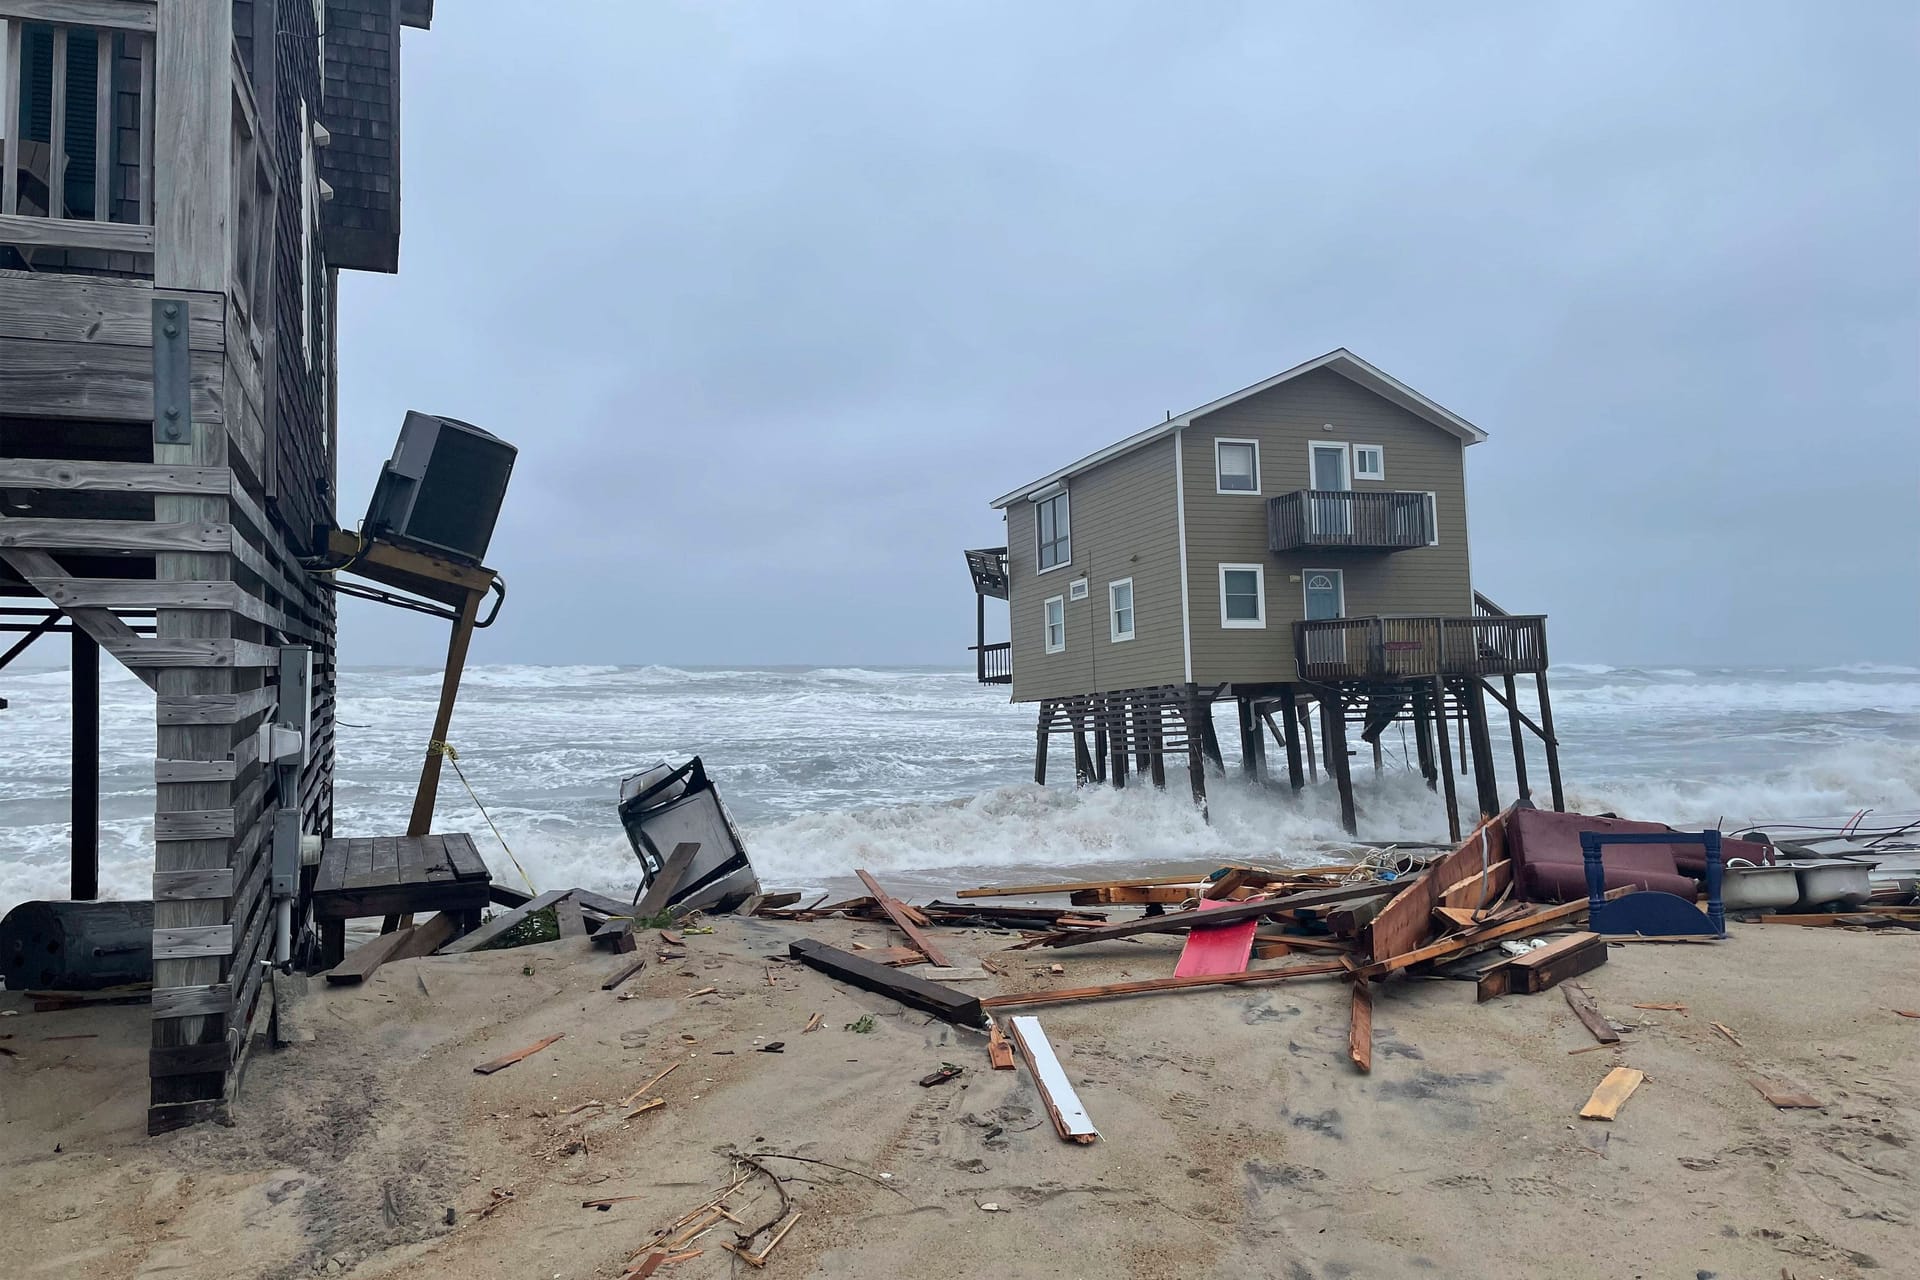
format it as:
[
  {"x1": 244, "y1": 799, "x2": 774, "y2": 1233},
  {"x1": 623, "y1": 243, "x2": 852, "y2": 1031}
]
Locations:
[{"x1": 1, "y1": 916, "x2": 1915, "y2": 1280}]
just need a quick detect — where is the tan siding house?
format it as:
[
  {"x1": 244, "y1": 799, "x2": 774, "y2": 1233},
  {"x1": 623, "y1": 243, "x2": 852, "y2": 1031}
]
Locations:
[{"x1": 966, "y1": 348, "x2": 1562, "y2": 838}]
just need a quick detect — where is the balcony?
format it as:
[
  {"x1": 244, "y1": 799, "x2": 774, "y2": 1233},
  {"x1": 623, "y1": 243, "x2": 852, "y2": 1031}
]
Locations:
[
  {"x1": 1267, "y1": 490, "x2": 1435, "y2": 552},
  {"x1": 1295, "y1": 613, "x2": 1548, "y2": 683},
  {"x1": 972, "y1": 640, "x2": 1011, "y2": 685}
]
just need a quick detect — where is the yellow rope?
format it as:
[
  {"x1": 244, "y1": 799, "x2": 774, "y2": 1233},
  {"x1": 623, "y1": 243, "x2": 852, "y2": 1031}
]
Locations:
[{"x1": 429, "y1": 739, "x2": 537, "y2": 895}]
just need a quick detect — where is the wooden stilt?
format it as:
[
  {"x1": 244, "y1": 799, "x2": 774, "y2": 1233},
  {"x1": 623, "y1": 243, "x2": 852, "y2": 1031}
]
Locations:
[
  {"x1": 1465, "y1": 680, "x2": 1500, "y2": 818},
  {"x1": 1148, "y1": 700, "x2": 1167, "y2": 788},
  {"x1": 1412, "y1": 687, "x2": 1437, "y2": 791},
  {"x1": 1237, "y1": 697, "x2": 1262, "y2": 780},
  {"x1": 1132, "y1": 699, "x2": 1152, "y2": 776},
  {"x1": 1300, "y1": 697, "x2": 1318, "y2": 783},
  {"x1": 1432, "y1": 677, "x2": 1461, "y2": 842},
  {"x1": 1324, "y1": 694, "x2": 1356, "y2": 835},
  {"x1": 1109, "y1": 695, "x2": 1129, "y2": 790},
  {"x1": 1279, "y1": 690, "x2": 1305, "y2": 791},
  {"x1": 1502, "y1": 674, "x2": 1531, "y2": 802},
  {"x1": 407, "y1": 588, "x2": 485, "y2": 837},
  {"x1": 1456, "y1": 700, "x2": 1469, "y2": 776},
  {"x1": 1033, "y1": 701, "x2": 1052, "y2": 785},
  {"x1": 71, "y1": 626, "x2": 100, "y2": 901},
  {"x1": 1199, "y1": 703, "x2": 1225, "y2": 773},
  {"x1": 1070, "y1": 712, "x2": 1094, "y2": 786},
  {"x1": 1093, "y1": 725, "x2": 1108, "y2": 783},
  {"x1": 1371, "y1": 738, "x2": 1384, "y2": 777},
  {"x1": 1182, "y1": 686, "x2": 1209, "y2": 814},
  {"x1": 1535, "y1": 671, "x2": 1565, "y2": 811}
]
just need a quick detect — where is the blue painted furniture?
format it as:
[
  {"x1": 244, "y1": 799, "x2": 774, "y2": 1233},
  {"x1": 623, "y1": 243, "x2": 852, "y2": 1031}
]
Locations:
[{"x1": 1579, "y1": 829, "x2": 1726, "y2": 938}]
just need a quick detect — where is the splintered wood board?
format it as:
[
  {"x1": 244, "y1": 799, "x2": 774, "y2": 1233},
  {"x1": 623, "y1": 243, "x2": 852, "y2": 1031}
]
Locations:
[
  {"x1": 1173, "y1": 897, "x2": 1261, "y2": 978},
  {"x1": 1750, "y1": 1078, "x2": 1824, "y2": 1109},
  {"x1": 1563, "y1": 984, "x2": 1620, "y2": 1044},
  {"x1": 1348, "y1": 977, "x2": 1373, "y2": 1074},
  {"x1": 1007, "y1": 1016, "x2": 1099, "y2": 1144},
  {"x1": 1579, "y1": 1067, "x2": 1644, "y2": 1120},
  {"x1": 474, "y1": 1033, "x2": 565, "y2": 1075}
]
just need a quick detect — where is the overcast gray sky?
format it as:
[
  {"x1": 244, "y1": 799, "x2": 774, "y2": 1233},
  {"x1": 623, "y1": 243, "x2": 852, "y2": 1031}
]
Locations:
[{"x1": 333, "y1": 0, "x2": 1919, "y2": 669}]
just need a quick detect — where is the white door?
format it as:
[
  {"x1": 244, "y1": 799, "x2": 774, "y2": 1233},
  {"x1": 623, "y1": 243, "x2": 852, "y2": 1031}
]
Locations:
[{"x1": 1309, "y1": 443, "x2": 1351, "y2": 537}]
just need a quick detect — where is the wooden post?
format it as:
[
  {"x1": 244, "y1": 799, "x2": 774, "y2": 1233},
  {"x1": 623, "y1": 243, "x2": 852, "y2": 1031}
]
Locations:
[
  {"x1": 1109, "y1": 695, "x2": 1129, "y2": 790},
  {"x1": 1199, "y1": 702, "x2": 1225, "y2": 773},
  {"x1": 1371, "y1": 738, "x2": 1384, "y2": 777},
  {"x1": 1535, "y1": 671, "x2": 1566, "y2": 812},
  {"x1": 1465, "y1": 680, "x2": 1500, "y2": 818},
  {"x1": 1323, "y1": 694, "x2": 1356, "y2": 835},
  {"x1": 1457, "y1": 700, "x2": 1469, "y2": 775},
  {"x1": 1131, "y1": 698, "x2": 1152, "y2": 778},
  {"x1": 1070, "y1": 712, "x2": 1094, "y2": 786},
  {"x1": 1502, "y1": 674, "x2": 1531, "y2": 803},
  {"x1": 1432, "y1": 677, "x2": 1461, "y2": 842},
  {"x1": 1300, "y1": 696, "x2": 1318, "y2": 783},
  {"x1": 71, "y1": 626, "x2": 100, "y2": 901},
  {"x1": 1412, "y1": 687, "x2": 1437, "y2": 790},
  {"x1": 1093, "y1": 725, "x2": 1107, "y2": 783},
  {"x1": 407, "y1": 588, "x2": 484, "y2": 836},
  {"x1": 1279, "y1": 689, "x2": 1305, "y2": 791},
  {"x1": 975, "y1": 594, "x2": 986, "y2": 682},
  {"x1": 1237, "y1": 697, "x2": 1263, "y2": 781},
  {"x1": 1148, "y1": 703, "x2": 1167, "y2": 788},
  {"x1": 1033, "y1": 701, "x2": 1052, "y2": 785},
  {"x1": 1182, "y1": 687, "x2": 1209, "y2": 815}
]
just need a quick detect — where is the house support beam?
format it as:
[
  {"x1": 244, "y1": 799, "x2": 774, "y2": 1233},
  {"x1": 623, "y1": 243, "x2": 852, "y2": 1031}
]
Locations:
[
  {"x1": 1182, "y1": 686, "x2": 1209, "y2": 815},
  {"x1": 1431, "y1": 677, "x2": 1461, "y2": 842},
  {"x1": 71, "y1": 627, "x2": 100, "y2": 901},
  {"x1": 1237, "y1": 697, "x2": 1266, "y2": 782},
  {"x1": 1501, "y1": 673, "x2": 1531, "y2": 803},
  {"x1": 1277, "y1": 689, "x2": 1305, "y2": 791},
  {"x1": 1108, "y1": 694, "x2": 1129, "y2": 789},
  {"x1": 1322, "y1": 693, "x2": 1356, "y2": 835},
  {"x1": 1535, "y1": 671, "x2": 1565, "y2": 812},
  {"x1": 1412, "y1": 686, "x2": 1437, "y2": 790},
  {"x1": 1464, "y1": 679, "x2": 1500, "y2": 818},
  {"x1": 1070, "y1": 711, "x2": 1094, "y2": 785},
  {"x1": 1033, "y1": 701, "x2": 1052, "y2": 785},
  {"x1": 406, "y1": 587, "x2": 484, "y2": 836}
]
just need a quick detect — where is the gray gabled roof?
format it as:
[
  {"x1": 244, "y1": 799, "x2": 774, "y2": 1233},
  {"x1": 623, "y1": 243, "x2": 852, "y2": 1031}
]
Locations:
[{"x1": 989, "y1": 348, "x2": 1488, "y2": 509}]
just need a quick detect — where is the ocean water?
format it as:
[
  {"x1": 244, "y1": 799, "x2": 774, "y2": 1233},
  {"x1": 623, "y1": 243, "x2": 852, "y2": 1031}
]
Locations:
[{"x1": 2, "y1": 662, "x2": 1918, "y2": 914}]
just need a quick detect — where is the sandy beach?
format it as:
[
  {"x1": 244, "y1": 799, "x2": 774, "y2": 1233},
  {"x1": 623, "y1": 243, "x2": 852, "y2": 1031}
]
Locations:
[{"x1": 3, "y1": 912, "x2": 1914, "y2": 1280}]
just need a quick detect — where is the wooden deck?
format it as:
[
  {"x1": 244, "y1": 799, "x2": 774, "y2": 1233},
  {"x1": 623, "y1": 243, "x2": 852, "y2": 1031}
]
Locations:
[
  {"x1": 311, "y1": 833, "x2": 491, "y2": 966},
  {"x1": 1295, "y1": 614, "x2": 1548, "y2": 683}
]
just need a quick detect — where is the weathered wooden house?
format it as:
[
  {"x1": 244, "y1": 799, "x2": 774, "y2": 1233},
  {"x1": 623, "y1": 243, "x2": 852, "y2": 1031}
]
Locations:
[
  {"x1": 965, "y1": 349, "x2": 1565, "y2": 838},
  {"x1": 0, "y1": 0, "x2": 437, "y2": 1131}
]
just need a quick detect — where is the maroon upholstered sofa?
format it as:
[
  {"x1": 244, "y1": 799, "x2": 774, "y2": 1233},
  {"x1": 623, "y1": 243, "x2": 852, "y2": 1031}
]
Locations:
[{"x1": 1508, "y1": 808, "x2": 1774, "y2": 904}]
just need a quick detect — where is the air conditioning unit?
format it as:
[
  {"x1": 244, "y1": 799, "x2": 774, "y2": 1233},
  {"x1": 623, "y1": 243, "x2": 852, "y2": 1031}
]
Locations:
[{"x1": 363, "y1": 411, "x2": 516, "y2": 564}]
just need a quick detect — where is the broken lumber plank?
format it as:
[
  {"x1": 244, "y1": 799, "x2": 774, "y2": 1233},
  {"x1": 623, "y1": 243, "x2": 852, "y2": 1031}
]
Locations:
[
  {"x1": 1562, "y1": 983, "x2": 1620, "y2": 1044},
  {"x1": 1749, "y1": 1078, "x2": 1824, "y2": 1109},
  {"x1": 751, "y1": 892, "x2": 803, "y2": 912},
  {"x1": 1007, "y1": 1016, "x2": 1099, "y2": 1143},
  {"x1": 1041, "y1": 881, "x2": 1407, "y2": 949},
  {"x1": 980, "y1": 961, "x2": 1345, "y2": 1010},
  {"x1": 1579, "y1": 1066, "x2": 1644, "y2": 1120},
  {"x1": 1476, "y1": 932, "x2": 1607, "y2": 1002},
  {"x1": 439, "y1": 889, "x2": 571, "y2": 955},
  {"x1": 602, "y1": 955, "x2": 648, "y2": 991},
  {"x1": 325, "y1": 926, "x2": 418, "y2": 985},
  {"x1": 855, "y1": 869, "x2": 954, "y2": 967},
  {"x1": 1364, "y1": 888, "x2": 1630, "y2": 976},
  {"x1": 986, "y1": 1021, "x2": 1016, "y2": 1070},
  {"x1": 956, "y1": 872, "x2": 1232, "y2": 898},
  {"x1": 474, "y1": 1033, "x2": 565, "y2": 1075},
  {"x1": 1069, "y1": 884, "x2": 1203, "y2": 906},
  {"x1": 1348, "y1": 976, "x2": 1373, "y2": 1074},
  {"x1": 788, "y1": 938, "x2": 985, "y2": 1026},
  {"x1": 593, "y1": 917, "x2": 638, "y2": 954},
  {"x1": 388, "y1": 912, "x2": 460, "y2": 961},
  {"x1": 632, "y1": 843, "x2": 703, "y2": 921},
  {"x1": 1711, "y1": 1021, "x2": 1743, "y2": 1047},
  {"x1": 847, "y1": 945, "x2": 927, "y2": 966}
]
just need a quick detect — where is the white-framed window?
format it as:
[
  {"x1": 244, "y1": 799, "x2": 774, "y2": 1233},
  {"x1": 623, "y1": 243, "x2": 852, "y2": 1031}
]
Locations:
[
  {"x1": 1043, "y1": 595, "x2": 1066, "y2": 654},
  {"x1": 1218, "y1": 563, "x2": 1266, "y2": 629},
  {"x1": 1035, "y1": 490, "x2": 1070, "y2": 573},
  {"x1": 1423, "y1": 491, "x2": 1438, "y2": 545},
  {"x1": 1068, "y1": 578, "x2": 1088, "y2": 601},
  {"x1": 1352, "y1": 444, "x2": 1385, "y2": 481},
  {"x1": 1108, "y1": 578, "x2": 1135, "y2": 643},
  {"x1": 1215, "y1": 438, "x2": 1260, "y2": 494}
]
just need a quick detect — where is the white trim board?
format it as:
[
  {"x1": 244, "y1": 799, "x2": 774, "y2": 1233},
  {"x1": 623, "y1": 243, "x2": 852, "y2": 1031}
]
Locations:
[
  {"x1": 1007, "y1": 1016, "x2": 1100, "y2": 1144},
  {"x1": 989, "y1": 347, "x2": 1487, "y2": 509},
  {"x1": 1172, "y1": 430, "x2": 1193, "y2": 682}
]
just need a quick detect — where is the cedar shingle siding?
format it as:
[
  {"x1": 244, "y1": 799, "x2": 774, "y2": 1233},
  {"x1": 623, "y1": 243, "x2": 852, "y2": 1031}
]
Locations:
[{"x1": 321, "y1": 0, "x2": 403, "y2": 272}]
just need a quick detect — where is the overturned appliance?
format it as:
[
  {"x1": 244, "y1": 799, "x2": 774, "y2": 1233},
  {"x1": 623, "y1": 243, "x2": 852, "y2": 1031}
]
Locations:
[{"x1": 618, "y1": 757, "x2": 761, "y2": 915}]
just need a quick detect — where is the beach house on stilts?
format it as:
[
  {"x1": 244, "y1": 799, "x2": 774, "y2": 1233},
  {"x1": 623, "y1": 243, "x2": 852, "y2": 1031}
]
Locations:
[
  {"x1": 964, "y1": 349, "x2": 1566, "y2": 840},
  {"x1": 0, "y1": 0, "x2": 443, "y2": 1131}
]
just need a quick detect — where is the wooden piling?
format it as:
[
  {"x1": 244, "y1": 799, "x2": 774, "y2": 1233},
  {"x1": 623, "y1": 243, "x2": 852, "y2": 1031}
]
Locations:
[
  {"x1": 1535, "y1": 671, "x2": 1566, "y2": 811},
  {"x1": 1182, "y1": 686, "x2": 1209, "y2": 814},
  {"x1": 1033, "y1": 702, "x2": 1052, "y2": 785},
  {"x1": 1502, "y1": 674, "x2": 1531, "y2": 802},
  {"x1": 1431, "y1": 677, "x2": 1461, "y2": 842},
  {"x1": 1465, "y1": 680, "x2": 1500, "y2": 818},
  {"x1": 1412, "y1": 686, "x2": 1437, "y2": 791},
  {"x1": 1279, "y1": 690, "x2": 1305, "y2": 791},
  {"x1": 71, "y1": 626, "x2": 100, "y2": 901},
  {"x1": 1070, "y1": 712, "x2": 1094, "y2": 786},
  {"x1": 1323, "y1": 694, "x2": 1356, "y2": 835}
]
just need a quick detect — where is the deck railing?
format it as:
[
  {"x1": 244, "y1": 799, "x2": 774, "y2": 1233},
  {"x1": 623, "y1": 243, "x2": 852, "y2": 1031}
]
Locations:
[
  {"x1": 1268, "y1": 489, "x2": 1435, "y2": 552},
  {"x1": 1295, "y1": 614, "x2": 1548, "y2": 682},
  {"x1": 972, "y1": 640, "x2": 1012, "y2": 685},
  {"x1": 0, "y1": 4, "x2": 156, "y2": 260}
]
